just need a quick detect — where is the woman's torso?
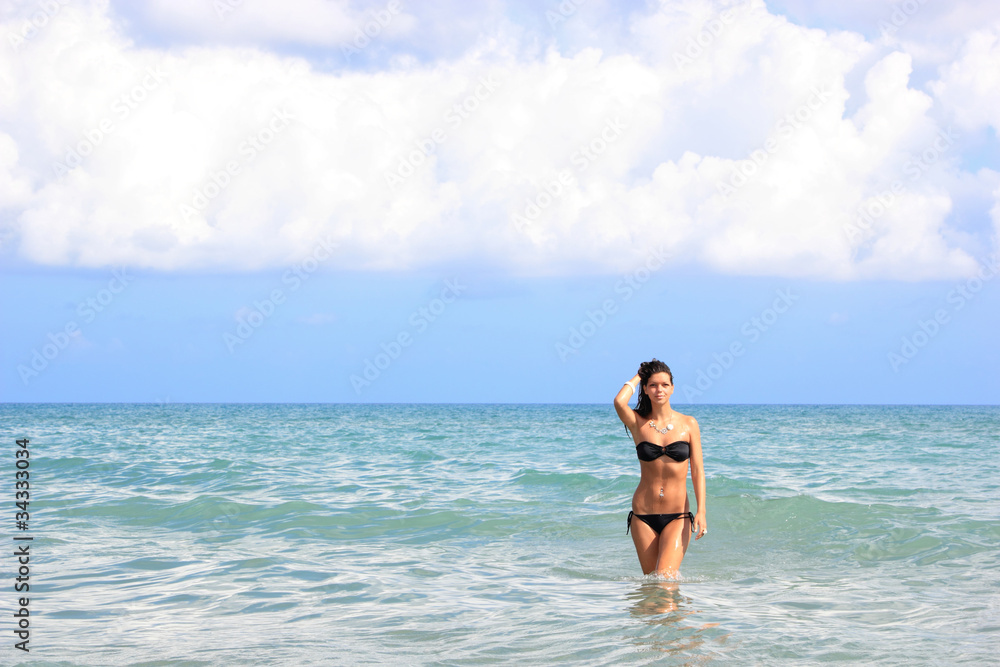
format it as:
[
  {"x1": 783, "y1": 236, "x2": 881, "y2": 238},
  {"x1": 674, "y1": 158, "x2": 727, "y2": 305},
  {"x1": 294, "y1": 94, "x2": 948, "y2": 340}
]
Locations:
[{"x1": 630, "y1": 412, "x2": 691, "y2": 514}]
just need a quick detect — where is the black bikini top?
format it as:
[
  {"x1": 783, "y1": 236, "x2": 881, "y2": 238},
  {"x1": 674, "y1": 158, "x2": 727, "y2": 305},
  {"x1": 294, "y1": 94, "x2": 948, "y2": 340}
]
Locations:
[{"x1": 636, "y1": 440, "x2": 690, "y2": 462}]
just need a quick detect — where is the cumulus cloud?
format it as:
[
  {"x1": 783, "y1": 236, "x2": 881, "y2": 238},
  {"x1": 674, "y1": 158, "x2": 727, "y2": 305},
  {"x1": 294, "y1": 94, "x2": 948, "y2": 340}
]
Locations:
[
  {"x1": 928, "y1": 24, "x2": 1000, "y2": 260},
  {"x1": 930, "y1": 26, "x2": 1000, "y2": 132},
  {"x1": 0, "y1": 0, "x2": 996, "y2": 279}
]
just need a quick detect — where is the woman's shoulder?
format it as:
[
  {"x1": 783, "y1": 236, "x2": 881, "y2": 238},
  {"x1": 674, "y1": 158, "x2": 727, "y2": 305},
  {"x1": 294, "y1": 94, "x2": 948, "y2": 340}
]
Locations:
[{"x1": 676, "y1": 411, "x2": 699, "y2": 427}]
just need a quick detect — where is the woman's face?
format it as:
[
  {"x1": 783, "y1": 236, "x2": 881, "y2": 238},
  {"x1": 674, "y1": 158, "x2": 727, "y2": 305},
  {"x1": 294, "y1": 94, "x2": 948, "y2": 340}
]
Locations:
[{"x1": 645, "y1": 372, "x2": 673, "y2": 403}]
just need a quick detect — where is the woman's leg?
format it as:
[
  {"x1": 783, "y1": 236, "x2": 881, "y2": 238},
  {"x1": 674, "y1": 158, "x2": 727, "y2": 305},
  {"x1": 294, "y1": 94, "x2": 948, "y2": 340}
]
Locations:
[
  {"x1": 629, "y1": 513, "x2": 660, "y2": 575},
  {"x1": 654, "y1": 515, "x2": 692, "y2": 577}
]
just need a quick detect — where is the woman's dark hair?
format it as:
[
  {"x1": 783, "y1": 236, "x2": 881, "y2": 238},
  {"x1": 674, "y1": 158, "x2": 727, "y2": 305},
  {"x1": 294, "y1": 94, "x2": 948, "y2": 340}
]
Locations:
[{"x1": 623, "y1": 358, "x2": 673, "y2": 435}]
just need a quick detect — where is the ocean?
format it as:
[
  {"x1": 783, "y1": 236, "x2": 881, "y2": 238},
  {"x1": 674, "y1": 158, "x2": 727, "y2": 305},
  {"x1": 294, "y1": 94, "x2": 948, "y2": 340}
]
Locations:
[{"x1": 3, "y1": 403, "x2": 998, "y2": 665}]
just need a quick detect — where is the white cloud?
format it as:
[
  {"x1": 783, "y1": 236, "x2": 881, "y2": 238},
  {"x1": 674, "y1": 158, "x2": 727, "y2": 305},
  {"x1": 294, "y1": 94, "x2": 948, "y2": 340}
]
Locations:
[
  {"x1": 930, "y1": 26, "x2": 1000, "y2": 132},
  {"x1": 0, "y1": 0, "x2": 996, "y2": 280},
  {"x1": 0, "y1": 131, "x2": 32, "y2": 209}
]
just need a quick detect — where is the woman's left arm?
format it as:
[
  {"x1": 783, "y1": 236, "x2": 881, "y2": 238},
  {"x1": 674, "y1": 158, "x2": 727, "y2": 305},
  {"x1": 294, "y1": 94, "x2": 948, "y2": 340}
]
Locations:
[{"x1": 689, "y1": 416, "x2": 707, "y2": 539}]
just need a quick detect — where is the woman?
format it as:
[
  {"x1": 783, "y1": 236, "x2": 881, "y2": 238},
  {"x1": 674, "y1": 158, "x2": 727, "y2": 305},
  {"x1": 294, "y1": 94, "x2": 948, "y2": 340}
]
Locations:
[{"x1": 614, "y1": 358, "x2": 707, "y2": 576}]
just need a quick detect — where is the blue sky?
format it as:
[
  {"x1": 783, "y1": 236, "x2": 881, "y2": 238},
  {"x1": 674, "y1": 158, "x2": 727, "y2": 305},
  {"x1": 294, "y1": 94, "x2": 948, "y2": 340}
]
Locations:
[{"x1": 1, "y1": 0, "x2": 998, "y2": 403}]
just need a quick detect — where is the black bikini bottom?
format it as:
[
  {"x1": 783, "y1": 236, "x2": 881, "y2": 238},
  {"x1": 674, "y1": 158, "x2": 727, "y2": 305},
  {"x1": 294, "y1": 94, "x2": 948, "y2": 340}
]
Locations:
[{"x1": 627, "y1": 510, "x2": 693, "y2": 535}]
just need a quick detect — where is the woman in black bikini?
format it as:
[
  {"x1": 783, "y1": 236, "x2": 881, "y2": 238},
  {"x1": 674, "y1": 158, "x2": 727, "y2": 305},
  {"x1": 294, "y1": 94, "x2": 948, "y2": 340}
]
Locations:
[{"x1": 614, "y1": 358, "x2": 707, "y2": 576}]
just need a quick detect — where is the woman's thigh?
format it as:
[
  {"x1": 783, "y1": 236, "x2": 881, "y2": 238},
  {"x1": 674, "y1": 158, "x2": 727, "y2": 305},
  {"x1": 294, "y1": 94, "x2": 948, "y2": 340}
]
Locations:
[
  {"x1": 630, "y1": 515, "x2": 660, "y2": 575},
  {"x1": 655, "y1": 516, "x2": 692, "y2": 576}
]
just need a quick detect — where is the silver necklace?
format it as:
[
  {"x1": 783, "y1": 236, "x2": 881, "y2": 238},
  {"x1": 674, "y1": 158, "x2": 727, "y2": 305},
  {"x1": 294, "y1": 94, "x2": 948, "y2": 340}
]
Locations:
[{"x1": 648, "y1": 417, "x2": 675, "y2": 433}]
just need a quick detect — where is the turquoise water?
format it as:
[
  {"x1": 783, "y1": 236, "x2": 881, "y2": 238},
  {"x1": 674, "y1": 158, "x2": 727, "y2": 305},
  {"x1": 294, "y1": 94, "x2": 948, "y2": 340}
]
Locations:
[{"x1": 3, "y1": 403, "x2": 998, "y2": 665}]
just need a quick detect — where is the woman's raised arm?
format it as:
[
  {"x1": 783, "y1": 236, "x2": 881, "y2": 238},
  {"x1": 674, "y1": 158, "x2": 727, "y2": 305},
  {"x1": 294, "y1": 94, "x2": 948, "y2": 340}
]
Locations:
[{"x1": 614, "y1": 374, "x2": 641, "y2": 432}]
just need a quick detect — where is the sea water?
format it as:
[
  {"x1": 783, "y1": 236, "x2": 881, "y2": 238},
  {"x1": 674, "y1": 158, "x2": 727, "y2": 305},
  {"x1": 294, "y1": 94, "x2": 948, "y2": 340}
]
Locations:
[{"x1": 2, "y1": 403, "x2": 997, "y2": 665}]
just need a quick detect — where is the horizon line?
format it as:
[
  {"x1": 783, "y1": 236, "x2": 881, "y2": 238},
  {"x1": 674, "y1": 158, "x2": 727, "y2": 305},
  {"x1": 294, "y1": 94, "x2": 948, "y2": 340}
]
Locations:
[{"x1": 2, "y1": 401, "x2": 997, "y2": 407}]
